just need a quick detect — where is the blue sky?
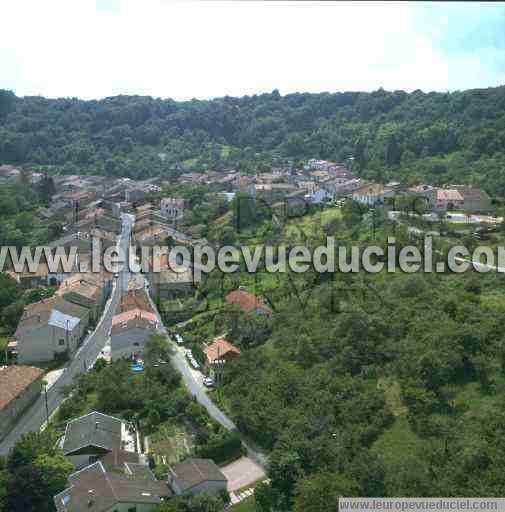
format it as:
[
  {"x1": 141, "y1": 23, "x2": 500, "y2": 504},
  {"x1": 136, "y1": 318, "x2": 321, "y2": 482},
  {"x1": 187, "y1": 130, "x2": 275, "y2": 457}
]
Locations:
[{"x1": 0, "y1": 1, "x2": 503, "y2": 100}]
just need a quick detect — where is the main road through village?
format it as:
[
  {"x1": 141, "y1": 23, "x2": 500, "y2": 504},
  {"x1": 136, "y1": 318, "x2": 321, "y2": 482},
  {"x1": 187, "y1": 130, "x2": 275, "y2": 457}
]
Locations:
[
  {"x1": 0, "y1": 213, "x2": 268, "y2": 468},
  {"x1": 0, "y1": 214, "x2": 134, "y2": 456}
]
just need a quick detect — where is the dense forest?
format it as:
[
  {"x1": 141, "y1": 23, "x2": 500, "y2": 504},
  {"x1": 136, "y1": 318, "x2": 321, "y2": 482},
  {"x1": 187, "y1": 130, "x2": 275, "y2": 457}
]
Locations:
[
  {"x1": 179, "y1": 205, "x2": 505, "y2": 509},
  {"x1": 1, "y1": 86, "x2": 505, "y2": 193}
]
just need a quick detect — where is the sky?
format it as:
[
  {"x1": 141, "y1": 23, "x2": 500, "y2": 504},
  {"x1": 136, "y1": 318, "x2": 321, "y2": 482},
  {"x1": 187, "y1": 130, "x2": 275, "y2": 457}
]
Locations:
[{"x1": 0, "y1": 1, "x2": 504, "y2": 100}]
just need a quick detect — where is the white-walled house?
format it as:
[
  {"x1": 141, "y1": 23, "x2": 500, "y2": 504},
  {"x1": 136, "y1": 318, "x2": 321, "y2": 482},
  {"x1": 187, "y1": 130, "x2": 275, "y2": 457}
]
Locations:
[
  {"x1": 110, "y1": 309, "x2": 159, "y2": 360},
  {"x1": 16, "y1": 297, "x2": 89, "y2": 364},
  {"x1": 352, "y1": 183, "x2": 395, "y2": 206}
]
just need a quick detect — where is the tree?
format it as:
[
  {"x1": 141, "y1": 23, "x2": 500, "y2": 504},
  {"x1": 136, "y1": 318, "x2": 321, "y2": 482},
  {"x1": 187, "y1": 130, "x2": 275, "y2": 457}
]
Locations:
[
  {"x1": 293, "y1": 472, "x2": 359, "y2": 512},
  {"x1": 145, "y1": 333, "x2": 171, "y2": 363},
  {"x1": 7, "y1": 431, "x2": 57, "y2": 473},
  {"x1": 6, "y1": 453, "x2": 72, "y2": 512},
  {"x1": 0, "y1": 274, "x2": 21, "y2": 310}
]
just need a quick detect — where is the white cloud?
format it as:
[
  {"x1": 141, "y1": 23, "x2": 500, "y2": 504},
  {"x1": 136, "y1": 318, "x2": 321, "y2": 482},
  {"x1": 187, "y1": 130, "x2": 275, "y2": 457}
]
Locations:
[{"x1": 0, "y1": 1, "x2": 499, "y2": 99}]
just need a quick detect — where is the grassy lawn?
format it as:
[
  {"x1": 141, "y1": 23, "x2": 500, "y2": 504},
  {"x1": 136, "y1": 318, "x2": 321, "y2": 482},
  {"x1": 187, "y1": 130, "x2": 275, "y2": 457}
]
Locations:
[
  {"x1": 371, "y1": 416, "x2": 423, "y2": 467},
  {"x1": 284, "y1": 206, "x2": 341, "y2": 240},
  {"x1": 230, "y1": 497, "x2": 257, "y2": 512},
  {"x1": 149, "y1": 422, "x2": 194, "y2": 465},
  {"x1": 454, "y1": 380, "x2": 503, "y2": 413},
  {"x1": 377, "y1": 377, "x2": 408, "y2": 416}
]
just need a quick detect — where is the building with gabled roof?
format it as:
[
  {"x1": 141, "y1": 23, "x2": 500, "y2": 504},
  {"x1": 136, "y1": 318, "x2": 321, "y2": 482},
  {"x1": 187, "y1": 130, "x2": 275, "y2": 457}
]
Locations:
[
  {"x1": 203, "y1": 338, "x2": 241, "y2": 384},
  {"x1": 204, "y1": 338, "x2": 241, "y2": 366},
  {"x1": 168, "y1": 458, "x2": 227, "y2": 496},
  {"x1": 16, "y1": 296, "x2": 90, "y2": 364},
  {"x1": 225, "y1": 289, "x2": 272, "y2": 315},
  {"x1": 110, "y1": 308, "x2": 159, "y2": 361},
  {"x1": 351, "y1": 183, "x2": 395, "y2": 206},
  {"x1": 0, "y1": 365, "x2": 44, "y2": 441},
  {"x1": 61, "y1": 411, "x2": 137, "y2": 469},
  {"x1": 54, "y1": 460, "x2": 170, "y2": 512}
]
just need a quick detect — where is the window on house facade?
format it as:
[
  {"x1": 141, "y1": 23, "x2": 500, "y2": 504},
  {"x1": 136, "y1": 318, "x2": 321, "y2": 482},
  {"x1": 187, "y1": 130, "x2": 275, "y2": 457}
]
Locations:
[{"x1": 58, "y1": 339, "x2": 65, "y2": 346}]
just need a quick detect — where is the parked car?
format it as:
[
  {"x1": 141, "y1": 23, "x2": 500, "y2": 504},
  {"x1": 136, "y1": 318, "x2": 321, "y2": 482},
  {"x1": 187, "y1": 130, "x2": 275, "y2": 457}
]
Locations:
[
  {"x1": 186, "y1": 350, "x2": 200, "y2": 370},
  {"x1": 203, "y1": 377, "x2": 215, "y2": 388},
  {"x1": 174, "y1": 333, "x2": 184, "y2": 344}
]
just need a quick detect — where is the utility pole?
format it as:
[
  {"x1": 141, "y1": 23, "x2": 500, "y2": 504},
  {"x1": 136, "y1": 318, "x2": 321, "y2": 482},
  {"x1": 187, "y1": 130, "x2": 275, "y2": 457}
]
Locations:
[{"x1": 43, "y1": 381, "x2": 49, "y2": 425}]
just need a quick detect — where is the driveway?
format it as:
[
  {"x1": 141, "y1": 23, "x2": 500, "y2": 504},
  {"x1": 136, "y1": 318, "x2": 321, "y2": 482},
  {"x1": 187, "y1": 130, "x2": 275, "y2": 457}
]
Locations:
[{"x1": 221, "y1": 456, "x2": 266, "y2": 492}]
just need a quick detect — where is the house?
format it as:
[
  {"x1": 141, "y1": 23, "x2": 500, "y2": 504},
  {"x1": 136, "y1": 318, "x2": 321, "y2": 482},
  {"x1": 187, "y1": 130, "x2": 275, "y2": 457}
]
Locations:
[
  {"x1": 323, "y1": 178, "x2": 362, "y2": 199},
  {"x1": 225, "y1": 289, "x2": 272, "y2": 315},
  {"x1": 100, "y1": 199, "x2": 121, "y2": 219},
  {"x1": 110, "y1": 309, "x2": 159, "y2": 360},
  {"x1": 160, "y1": 197, "x2": 184, "y2": 221},
  {"x1": 168, "y1": 458, "x2": 227, "y2": 496},
  {"x1": 61, "y1": 411, "x2": 137, "y2": 469},
  {"x1": 434, "y1": 188, "x2": 464, "y2": 212},
  {"x1": 118, "y1": 288, "x2": 154, "y2": 314},
  {"x1": 251, "y1": 183, "x2": 299, "y2": 204},
  {"x1": 148, "y1": 268, "x2": 194, "y2": 301},
  {"x1": 0, "y1": 365, "x2": 44, "y2": 441},
  {"x1": 452, "y1": 186, "x2": 492, "y2": 212},
  {"x1": 9, "y1": 260, "x2": 75, "y2": 289},
  {"x1": 47, "y1": 232, "x2": 95, "y2": 255},
  {"x1": 57, "y1": 278, "x2": 102, "y2": 322},
  {"x1": 146, "y1": 254, "x2": 194, "y2": 301},
  {"x1": 61, "y1": 272, "x2": 112, "y2": 309},
  {"x1": 16, "y1": 297, "x2": 90, "y2": 364},
  {"x1": 125, "y1": 186, "x2": 147, "y2": 204},
  {"x1": 204, "y1": 338, "x2": 241, "y2": 384},
  {"x1": 351, "y1": 183, "x2": 395, "y2": 206},
  {"x1": 54, "y1": 460, "x2": 170, "y2": 512},
  {"x1": 405, "y1": 185, "x2": 437, "y2": 210}
]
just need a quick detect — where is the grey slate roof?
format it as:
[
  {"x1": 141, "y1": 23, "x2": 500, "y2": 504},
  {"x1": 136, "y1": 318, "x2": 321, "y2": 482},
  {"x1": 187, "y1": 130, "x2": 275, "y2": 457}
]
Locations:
[
  {"x1": 54, "y1": 461, "x2": 170, "y2": 512},
  {"x1": 48, "y1": 310, "x2": 80, "y2": 331},
  {"x1": 169, "y1": 458, "x2": 227, "y2": 492},
  {"x1": 62, "y1": 411, "x2": 124, "y2": 455}
]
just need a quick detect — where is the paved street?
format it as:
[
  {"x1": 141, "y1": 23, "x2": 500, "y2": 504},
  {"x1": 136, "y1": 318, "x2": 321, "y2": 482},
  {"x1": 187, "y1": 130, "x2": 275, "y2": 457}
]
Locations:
[
  {"x1": 0, "y1": 213, "x2": 134, "y2": 456},
  {"x1": 145, "y1": 284, "x2": 269, "y2": 469},
  {"x1": 1, "y1": 212, "x2": 268, "y2": 470}
]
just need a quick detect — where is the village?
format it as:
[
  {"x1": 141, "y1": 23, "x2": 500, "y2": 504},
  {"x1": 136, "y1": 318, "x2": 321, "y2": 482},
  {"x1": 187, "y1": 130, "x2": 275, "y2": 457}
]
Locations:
[{"x1": 0, "y1": 158, "x2": 500, "y2": 512}]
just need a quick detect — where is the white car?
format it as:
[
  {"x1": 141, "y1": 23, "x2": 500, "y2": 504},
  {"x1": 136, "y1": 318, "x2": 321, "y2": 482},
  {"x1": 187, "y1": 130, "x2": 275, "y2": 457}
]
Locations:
[
  {"x1": 203, "y1": 377, "x2": 215, "y2": 388},
  {"x1": 174, "y1": 333, "x2": 184, "y2": 345}
]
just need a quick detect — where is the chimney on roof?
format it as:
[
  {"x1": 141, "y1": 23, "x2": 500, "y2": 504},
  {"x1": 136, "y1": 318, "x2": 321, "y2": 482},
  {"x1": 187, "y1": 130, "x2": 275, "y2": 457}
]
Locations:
[{"x1": 87, "y1": 490, "x2": 94, "y2": 508}]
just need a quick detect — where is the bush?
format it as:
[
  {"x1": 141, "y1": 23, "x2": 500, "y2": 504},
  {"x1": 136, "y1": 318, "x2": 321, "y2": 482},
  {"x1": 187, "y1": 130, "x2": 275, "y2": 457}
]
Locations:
[{"x1": 194, "y1": 431, "x2": 243, "y2": 464}]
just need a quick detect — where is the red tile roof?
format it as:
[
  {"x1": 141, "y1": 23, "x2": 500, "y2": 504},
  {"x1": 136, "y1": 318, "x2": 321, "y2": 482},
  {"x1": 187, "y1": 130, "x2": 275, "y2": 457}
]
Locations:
[
  {"x1": 204, "y1": 339, "x2": 241, "y2": 365},
  {"x1": 225, "y1": 289, "x2": 272, "y2": 315},
  {"x1": 111, "y1": 308, "x2": 158, "y2": 328}
]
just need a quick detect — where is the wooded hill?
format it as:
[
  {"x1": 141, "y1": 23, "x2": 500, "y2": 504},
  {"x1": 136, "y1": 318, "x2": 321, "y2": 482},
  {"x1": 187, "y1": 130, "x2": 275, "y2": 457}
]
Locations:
[{"x1": 1, "y1": 86, "x2": 505, "y2": 192}]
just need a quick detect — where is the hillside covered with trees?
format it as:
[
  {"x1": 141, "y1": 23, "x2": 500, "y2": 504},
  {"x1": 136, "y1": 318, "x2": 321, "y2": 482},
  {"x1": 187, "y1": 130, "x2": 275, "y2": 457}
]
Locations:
[{"x1": 1, "y1": 86, "x2": 505, "y2": 193}]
